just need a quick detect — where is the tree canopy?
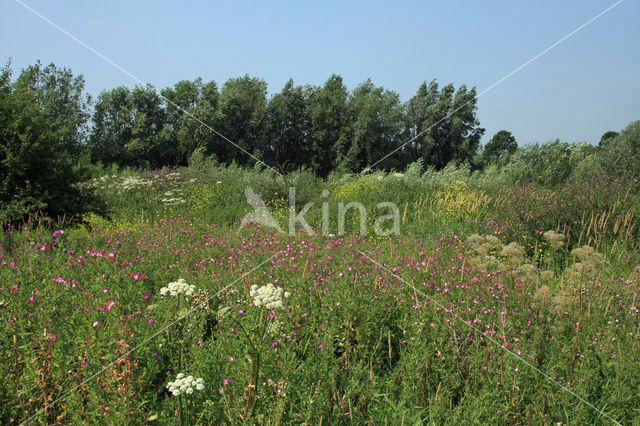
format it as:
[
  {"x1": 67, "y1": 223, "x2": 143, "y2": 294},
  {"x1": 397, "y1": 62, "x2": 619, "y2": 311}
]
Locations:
[
  {"x1": 87, "y1": 71, "x2": 485, "y2": 176},
  {"x1": 0, "y1": 61, "x2": 98, "y2": 224}
]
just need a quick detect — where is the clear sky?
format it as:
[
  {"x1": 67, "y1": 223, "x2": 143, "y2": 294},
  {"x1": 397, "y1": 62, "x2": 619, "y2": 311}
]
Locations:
[{"x1": 1, "y1": 0, "x2": 639, "y2": 147}]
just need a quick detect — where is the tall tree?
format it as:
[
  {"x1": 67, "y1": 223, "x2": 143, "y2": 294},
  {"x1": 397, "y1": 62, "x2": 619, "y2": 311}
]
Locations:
[
  {"x1": 159, "y1": 78, "x2": 203, "y2": 166},
  {"x1": 483, "y1": 130, "x2": 517, "y2": 164},
  {"x1": 215, "y1": 75, "x2": 267, "y2": 165},
  {"x1": 405, "y1": 80, "x2": 484, "y2": 169},
  {"x1": 340, "y1": 79, "x2": 404, "y2": 171},
  {"x1": 14, "y1": 60, "x2": 91, "y2": 155},
  {"x1": 90, "y1": 85, "x2": 167, "y2": 168},
  {"x1": 126, "y1": 86, "x2": 166, "y2": 168},
  {"x1": 599, "y1": 121, "x2": 640, "y2": 178},
  {"x1": 89, "y1": 86, "x2": 133, "y2": 166},
  {"x1": 598, "y1": 130, "x2": 619, "y2": 148},
  {"x1": 177, "y1": 80, "x2": 220, "y2": 164},
  {"x1": 309, "y1": 75, "x2": 349, "y2": 177},
  {"x1": 404, "y1": 80, "x2": 440, "y2": 162},
  {"x1": 263, "y1": 79, "x2": 312, "y2": 172}
]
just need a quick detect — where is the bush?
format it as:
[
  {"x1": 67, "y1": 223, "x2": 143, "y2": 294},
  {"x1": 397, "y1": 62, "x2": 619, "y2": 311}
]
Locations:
[
  {"x1": 0, "y1": 61, "x2": 100, "y2": 224},
  {"x1": 599, "y1": 121, "x2": 640, "y2": 179}
]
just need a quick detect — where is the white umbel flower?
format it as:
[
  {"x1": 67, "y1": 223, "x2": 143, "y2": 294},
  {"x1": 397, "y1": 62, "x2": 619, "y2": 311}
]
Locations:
[
  {"x1": 249, "y1": 284, "x2": 291, "y2": 309},
  {"x1": 166, "y1": 374, "x2": 204, "y2": 396},
  {"x1": 160, "y1": 278, "x2": 197, "y2": 297}
]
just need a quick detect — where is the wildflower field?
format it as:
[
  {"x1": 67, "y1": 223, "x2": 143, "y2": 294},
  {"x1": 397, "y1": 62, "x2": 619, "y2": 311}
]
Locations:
[{"x1": 1, "y1": 165, "x2": 640, "y2": 424}]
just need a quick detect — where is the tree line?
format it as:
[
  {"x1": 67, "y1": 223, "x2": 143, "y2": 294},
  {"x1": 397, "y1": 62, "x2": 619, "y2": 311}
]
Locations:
[
  {"x1": 89, "y1": 72, "x2": 486, "y2": 176},
  {"x1": 2, "y1": 59, "x2": 638, "y2": 224}
]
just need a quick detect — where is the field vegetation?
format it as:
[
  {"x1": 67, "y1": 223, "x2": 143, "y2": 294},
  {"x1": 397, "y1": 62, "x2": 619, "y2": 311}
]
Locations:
[{"x1": 1, "y1": 60, "x2": 639, "y2": 424}]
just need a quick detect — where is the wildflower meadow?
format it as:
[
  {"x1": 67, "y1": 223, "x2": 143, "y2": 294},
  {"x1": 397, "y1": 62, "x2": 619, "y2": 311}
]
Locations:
[{"x1": 1, "y1": 164, "x2": 639, "y2": 424}]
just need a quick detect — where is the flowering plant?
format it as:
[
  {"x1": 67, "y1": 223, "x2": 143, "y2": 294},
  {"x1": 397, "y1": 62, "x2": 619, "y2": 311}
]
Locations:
[
  {"x1": 166, "y1": 373, "x2": 205, "y2": 396},
  {"x1": 249, "y1": 284, "x2": 290, "y2": 309},
  {"x1": 160, "y1": 278, "x2": 197, "y2": 297}
]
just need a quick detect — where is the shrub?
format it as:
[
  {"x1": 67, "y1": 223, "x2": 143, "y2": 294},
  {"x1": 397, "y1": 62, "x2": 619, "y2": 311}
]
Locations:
[
  {"x1": 0, "y1": 62, "x2": 101, "y2": 224},
  {"x1": 598, "y1": 121, "x2": 640, "y2": 179}
]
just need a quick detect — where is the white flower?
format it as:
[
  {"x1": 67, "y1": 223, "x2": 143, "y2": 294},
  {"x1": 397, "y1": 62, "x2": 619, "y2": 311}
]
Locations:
[
  {"x1": 159, "y1": 279, "x2": 197, "y2": 298},
  {"x1": 250, "y1": 284, "x2": 291, "y2": 309},
  {"x1": 166, "y1": 373, "x2": 204, "y2": 396}
]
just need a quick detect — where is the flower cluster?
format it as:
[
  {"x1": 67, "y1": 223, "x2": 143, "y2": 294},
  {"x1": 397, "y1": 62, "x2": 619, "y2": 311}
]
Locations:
[
  {"x1": 160, "y1": 278, "x2": 197, "y2": 297},
  {"x1": 499, "y1": 242, "x2": 525, "y2": 269},
  {"x1": 567, "y1": 245, "x2": 609, "y2": 284},
  {"x1": 250, "y1": 284, "x2": 291, "y2": 309},
  {"x1": 465, "y1": 234, "x2": 502, "y2": 270},
  {"x1": 543, "y1": 230, "x2": 565, "y2": 250},
  {"x1": 161, "y1": 189, "x2": 186, "y2": 206},
  {"x1": 166, "y1": 373, "x2": 204, "y2": 396}
]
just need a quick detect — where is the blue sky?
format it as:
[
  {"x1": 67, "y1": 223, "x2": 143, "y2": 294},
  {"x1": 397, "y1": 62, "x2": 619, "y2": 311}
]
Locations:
[{"x1": 2, "y1": 0, "x2": 639, "y2": 146}]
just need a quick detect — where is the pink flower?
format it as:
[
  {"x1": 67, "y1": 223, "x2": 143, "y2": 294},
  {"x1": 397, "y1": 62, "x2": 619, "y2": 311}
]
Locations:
[
  {"x1": 228, "y1": 357, "x2": 234, "y2": 362},
  {"x1": 53, "y1": 230, "x2": 64, "y2": 237},
  {"x1": 219, "y1": 387, "x2": 224, "y2": 394},
  {"x1": 317, "y1": 343, "x2": 324, "y2": 349},
  {"x1": 93, "y1": 321, "x2": 99, "y2": 328},
  {"x1": 106, "y1": 301, "x2": 116, "y2": 311}
]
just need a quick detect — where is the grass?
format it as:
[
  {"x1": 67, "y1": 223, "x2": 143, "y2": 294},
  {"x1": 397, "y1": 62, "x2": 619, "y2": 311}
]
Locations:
[{"x1": 1, "y1": 164, "x2": 639, "y2": 424}]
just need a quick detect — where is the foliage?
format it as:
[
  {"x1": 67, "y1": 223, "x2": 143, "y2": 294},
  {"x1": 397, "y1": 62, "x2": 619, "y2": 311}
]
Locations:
[
  {"x1": 482, "y1": 130, "x2": 517, "y2": 165},
  {"x1": 598, "y1": 121, "x2": 640, "y2": 179},
  {"x1": 83, "y1": 66, "x2": 486, "y2": 177},
  {"x1": 0, "y1": 61, "x2": 100, "y2": 224},
  {"x1": 404, "y1": 80, "x2": 484, "y2": 169}
]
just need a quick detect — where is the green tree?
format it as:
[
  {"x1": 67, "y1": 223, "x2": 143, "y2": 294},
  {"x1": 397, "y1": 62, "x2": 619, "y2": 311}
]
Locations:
[
  {"x1": 0, "y1": 61, "x2": 98, "y2": 223},
  {"x1": 215, "y1": 76, "x2": 267, "y2": 165},
  {"x1": 483, "y1": 130, "x2": 517, "y2": 164},
  {"x1": 90, "y1": 85, "x2": 167, "y2": 168},
  {"x1": 309, "y1": 75, "x2": 349, "y2": 177},
  {"x1": 126, "y1": 86, "x2": 166, "y2": 168},
  {"x1": 177, "y1": 80, "x2": 220, "y2": 164},
  {"x1": 599, "y1": 121, "x2": 640, "y2": 178},
  {"x1": 14, "y1": 60, "x2": 91, "y2": 156},
  {"x1": 598, "y1": 130, "x2": 618, "y2": 147},
  {"x1": 340, "y1": 79, "x2": 404, "y2": 171},
  {"x1": 405, "y1": 80, "x2": 484, "y2": 169},
  {"x1": 160, "y1": 78, "x2": 203, "y2": 166},
  {"x1": 404, "y1": 80, "x2": 440, "y2": 163},
  {"x1": 263, "y1": 79, "x2": 312, "y2": 172},
  {"x1": 89, "y1": 86, "x2": 133, "y2": 166}
]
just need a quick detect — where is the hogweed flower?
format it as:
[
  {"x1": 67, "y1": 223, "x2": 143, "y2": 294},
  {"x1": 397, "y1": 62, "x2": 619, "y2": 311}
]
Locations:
[
  {"x1": 166, "y1": 373, "x2": 205, "y2": 396},
  {"x1": 160, "y1": 279, "x2": 197, "y2": 297},
  {"x1": 250, "y1": 284, "x2": 291, "y2": 309},
  {"x1": 543, "y1": 230, "x2": 565, "y2": 250}
]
